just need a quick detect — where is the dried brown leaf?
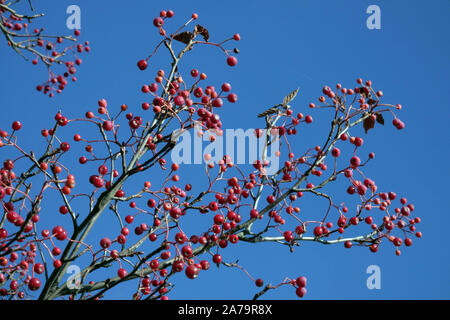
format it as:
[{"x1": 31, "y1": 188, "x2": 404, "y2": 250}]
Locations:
[
  {"x1": 363, "y1": 116, "x2": 375, "y2": 134},
  {"x1": 282, "y1": 88, "x2": 299, "y2": 106},
  {"x1": 376, "y1": 112, "x2": 384, "y2": 125},
  {"x1": 257, "y1": 107, "x2": 279, "y2": 118},
  {"x1": 359, "y1": 87, "x2": 369, "y2": 99},
  {"x1": 194, "y1": 24, "x2": 209, "y2": 42},
  {"x1": 173, "y1": 31, "x2": 193, "y2": 44},
  {"x1": 367, "y1": 98, "x2": 377, "y2": 106}
]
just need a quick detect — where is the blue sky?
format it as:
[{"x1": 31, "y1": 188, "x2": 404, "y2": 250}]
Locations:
[{"x1": 0, "y1": 0, "x2": 449, "y2": 299}]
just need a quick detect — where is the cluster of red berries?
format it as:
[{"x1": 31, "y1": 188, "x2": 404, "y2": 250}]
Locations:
[
  {"x1": 0, "y1": 6, "x2": 421, "y2": 300},
  {"x1": 34, "y1": 30, "x2": 89, "y2": 97},
  {"x1": 137, "y1": 10, "x2": 240, "y2": 72},
  {"x1": 241, "y1": 78, "x2": 419, "y2": 258},
  {"x1": 136, "y1": 65, "x2": 239, "y2": 135},
  {"x1": 0, "y1": 1, "x2": 89, "y2": 97},
  {"x1": 0, "y1": 74, "x2": 420, "y2": 300},
  {"x1": 0, "y1": 118, "x2": 84, "y2": 298},
  {"x1": 294, "y1": 276, "x2": 307, "y2": 298},
  {"x1": 0, "y1": 199, "x2": 69, "y2": 296}
]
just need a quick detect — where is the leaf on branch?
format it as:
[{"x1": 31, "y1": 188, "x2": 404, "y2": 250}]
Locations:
[
  {"x1": 173, "y1": 31, "x2": 193, "y2": 44},
  {"x1": 257, "y1": 105, "x2": 281, "y2": 118},
  {"x1": 257, "y1": 88, "x2": 299, "y2": 118},
  {"x1": 193, "y1": 24, "x2": 209, "y2": 42},
  {"x1": 359, "y1": 87, "x2": 370, "y2": 99},
  {"x1": 367, "y1": 98, "x2": 377, "y2": 106},
  {"x1": 375, "y1": 112, "x2": 384, "y2": 125},
  {"x1": 282, "y1": 88, "x2": 299, "y2": 106},
  {"x1": 363, "y1": 116, "x2": 375, "y2": 134}
]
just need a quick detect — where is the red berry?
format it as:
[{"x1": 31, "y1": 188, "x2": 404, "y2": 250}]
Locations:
[
  {"x1": 60, "y1": 142, "x2": 70, "y2": 152},
  {"x1": 153, "y1": 17, "x2": 164, "y2": 27},
  {"x1": 191, "y1": 69, "x2": 199, "y2": 77},
  {"x1": 118, "y1": 268, "x2": 127, "y2": 278},
  {"x1": 174, "y1": 95, "x2": 185, "y2": 106},
  {"x1": 212, "y1": 254, "x2": 222, "y2": 264},
  {"x1": 296, "y1": 276, "x2": 307, "y2": 287},
  {"x1": 12, "y1": 121, "x2": 22, "y2": 131},
  {"x1": 98, "y1": 99, "x2": 107, "y2": 108},
  {"x1": 388, "y1": 192, "x2": 397, "y2": 200},
  {"x1": 221, "y1": 83, "x2": 231, "y2": 92},
  {"x1": 181, "y1": 245, "x2": 193, "y2": 258},
  {"x1": 250, "y1": 209, "x2": 259, "y2": 219},
  {"x1": 100, "y1": 237, "x2": 111, "y2": 249},
  {"x1": 55, "y1": 230, "x2": 67, "y2": 241},
  {"x1": 313, "y1": 226, "x2": 323, "y2": 237},
  {"x1": 350, "y1": 156, "x2": 361, "y2": 167},
  {"x1": 331, "y1": 148, "x2": 340, "y2": 157},
  {"x1": 226, "y1": 56, "x2": 238, "y2": 66},
  {"x1": 102, "y1": 120, "x2": 114, "y2": 131},
  {"x1": 4, "y1": 159, "x2": 14, "y2": 170},
  {"x1": 227, "y1": 93, "x2": 238, "y2": 103},
  {"x1": 296, "y1": 287, "x2": 307, "y2": 298},
  {"x1": 200, "y1": 260, "x2": 210, "y2": 270},
  {"x1": 255, "y1": 279, "x2": 264, "y2": 287},
  {"x1": 137, "y1": 60, "x2": 148, "y2": 70},
  {"x1": 354, "y1": 137, "x2": 364, "y2": 147},
  {"x1": 92, "y1": 176, "x2": 104, "y2": 188},
  {"x1": 212, "y1": 98, "x2": 223, "y2": 108},
  {"x1": 350, "y1": 217, "x2": 359, "y2": 225},
  {"x1": 34, "y1": 263, "x2": 45, "y2": 274},
  {"x1": 59, "y1": 206, "x2": 68, "y2": 215},
  {"x1": 209, "y1": 201, "x2": 219, "y2": 211},
  {"x1": 347, "y1": 186, "x2": 356, "y2": 195},
  {"x1": 53, "y1": 260, "x2": 62, "y2": 268},
  {"x1": 185, "y1": 264, "x2": 200, "y2": 279},
  {"x1": 28, "y1": 278, "x2": 41, "y2": 291}
]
